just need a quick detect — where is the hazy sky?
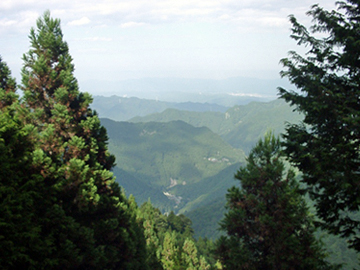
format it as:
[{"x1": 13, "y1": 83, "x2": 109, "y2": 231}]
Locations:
[{"x1": 1, "y1": 0, "x2": 337, "y2": 86}]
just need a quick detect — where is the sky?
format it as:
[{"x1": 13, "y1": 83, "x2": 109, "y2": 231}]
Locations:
[{"x1": 1, "y1": 0, "x2": 337, "y2": 96}]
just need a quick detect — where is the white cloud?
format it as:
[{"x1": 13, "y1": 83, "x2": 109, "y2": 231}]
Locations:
[
  {"x1": 258, "y1": 17, "x2": 287, "y2": 28},
  {"x1": 120, "y1": 22, "x2": 146, "y2": 28},
  {"x1": 76, "y1": 36, "x2": 113, "y2": 42},
  {"x1": 68, "y1": 16, "x2": 91, "y2": 26},
  {"x1": 0, "y1": 0, "x2": 341, "y2": 84},
  {"x1": 0, "y1": 19, "x2": 17, "y2": 27},
  {"x1": 0, "y1": 0, "x2": 338, "y2": 34},
  {"x1": 0, "y1": 10, "x2": 39, "y2": 34}
]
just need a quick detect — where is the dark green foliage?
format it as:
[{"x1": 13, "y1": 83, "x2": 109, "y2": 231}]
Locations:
[
  {"x1": 0, "y1": 58, "x2": 41, "y2": 268},
  {"x1": 0, "y1": 110, "x2": 55, "y2": 269},
  {"x1": 0, "y1": 12, "x2": 147, "y2": 269},
  {"x1": 216, "y1": 133, "x2": 335, "y2": 270},
  {"x1": 196, "y1": 237, "x2": 217, "y2": 268},
  {"x1": 167, "y1": 211, "x2": 194, "y2": 240},
  {"x1": 279, "y1": 0, "x2": 360, "y2": 251}
]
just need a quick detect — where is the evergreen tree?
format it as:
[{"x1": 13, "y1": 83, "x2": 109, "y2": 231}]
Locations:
[
  {"x1": 181, "y1": 238, "x2": 211, "y2": 270},
  {"x1": 138, "y1": 200, "x2": 164, "y2": 269},
  {"x1": 0, "y1": 56, "x2": 40, "y2": 268},
  {"x1": 196, "y1": 237, "x2": 216, "y2": 268},
  {"x1": 216, "y1": 133, "x2": 335, "y2": 270},
  {"x1": 182, "y1": 238, "x2": 199, "y2": 269},
  {"x1": 0, "y1": 100, "x2": 36, "y2": 269},
  {"x1": 278, "y1": 0, "x2": 360, "y2": 251},
  {"x1": 3, "y1": 11, "x2": 148, "y2": 269},
  {"x1": 161, "y1": 231, "x2": 180, "y2": 270},
  {"x1": 138, "y1": 200, "x2": 214, "y2": 269},
  {"x1": 198, "y1": 256, "x2": 211, "y2": 270},
  {"x1": 167, "y1": 211, "x2": 194, "y2": 245}
]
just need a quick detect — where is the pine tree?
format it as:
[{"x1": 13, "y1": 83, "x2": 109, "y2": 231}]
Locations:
[
  {"x1": 161, "y1": 231, "x2": 180, "y2": 270},
  {"x1": 181, "y1": 238, "x2": 211, "y2": 270},
  {"x1": 198, "y1": 256, "x2": 211, "y2": 270},
  {"x1": 15, "y1": 11, "x2": 147, "y2": 269},
  {"x1": 138, "y1": 200, "x2": 164, "y2": 269},
  {"x1": 216, "y1": 133, "x2": 335, "y2": 270},
  {"x1": 196, "y1": 237, "x2": 216, "y2": 268},
  {"x1": 182, "y1": 238, "x2": 199, "y2": 269},
  {"x1": 278, "y1": 0, "x2": 360, "y2": 251},
  {"x1": 138, "y1": 200, "x2": 214, "y2": 270}
]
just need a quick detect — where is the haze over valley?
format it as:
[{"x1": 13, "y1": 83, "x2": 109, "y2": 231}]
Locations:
[{"x1": 92, "y1": 95, "x2": 303, "y2": 233}]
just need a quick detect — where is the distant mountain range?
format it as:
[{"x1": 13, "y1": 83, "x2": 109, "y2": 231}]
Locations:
[
  {"x1": 130, "y1": 98, "x2": 303, "y2": 154},
  {"x1": 92, "y1": 96, "x2": 228, "y2": 121},
  {"x1": 93, "y1": 96, "x2": 303, "y2": 153},
  {"x1": 86, "y1": 76, "x2": 292, "y2": 105}
]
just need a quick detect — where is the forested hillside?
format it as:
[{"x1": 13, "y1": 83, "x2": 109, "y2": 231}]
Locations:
[
  {"x1": 130, "y1": 98, "x2": 304, "y2": 153},
  {"x1": 101, "y1": 118, "x2": 245, "y2": 213}
]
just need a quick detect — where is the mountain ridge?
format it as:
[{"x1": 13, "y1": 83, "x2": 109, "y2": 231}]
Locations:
[
  {"x1": 101, "y1": 118, "x2": 246, "y2": 213},
  {"x1": 130, "y1": 98, "x2": 304, "y2": 153},
  {"x1": 83, "y1": 76, "x2": 290, "y2": 103},
  {"x1": 92, "y1": 96, "x2": 228, "y2": 121}
]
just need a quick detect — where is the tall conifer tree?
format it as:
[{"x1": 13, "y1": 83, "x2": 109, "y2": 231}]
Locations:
[
  {"x1": 216, "y1": 133, "x2": 335, "y2": 270},
  {"x1": 16, "y1": 11, "x2": 147, "y2": 269},
  {"x1": 161, "y1": 231, "x2": 179, "y2": 270}
]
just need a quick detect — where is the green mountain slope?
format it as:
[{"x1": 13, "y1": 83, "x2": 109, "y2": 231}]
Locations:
[
  {"x1": 101, "y1": 118, "x2": 246, "y2": 212},
  {"x1": 112, "y1": 167, "x2": 176, "y2": 210},
  {"x1": 131, "y1": 109, "x2": 225, "y2": 133},
  {"x1": 177, "y1": 162, "x2": 241, "y2": 214},
  {"x1": 186, "y1": 196, "x2": 227, "y2": 239},
  {"x1": 221, "y1": 99, "x2": 303, "y2": 152},
  {"x1": 130, "y1": 99, "x2": 304, "y2": 153}
]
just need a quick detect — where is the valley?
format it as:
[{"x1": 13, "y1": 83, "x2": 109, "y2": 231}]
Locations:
[
  {"x1": 95, "y1": 96, "x2": 304, "y2": 227},
  {"x1": 101, "y1": 118, "x2": 245, "y2": 213}
]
